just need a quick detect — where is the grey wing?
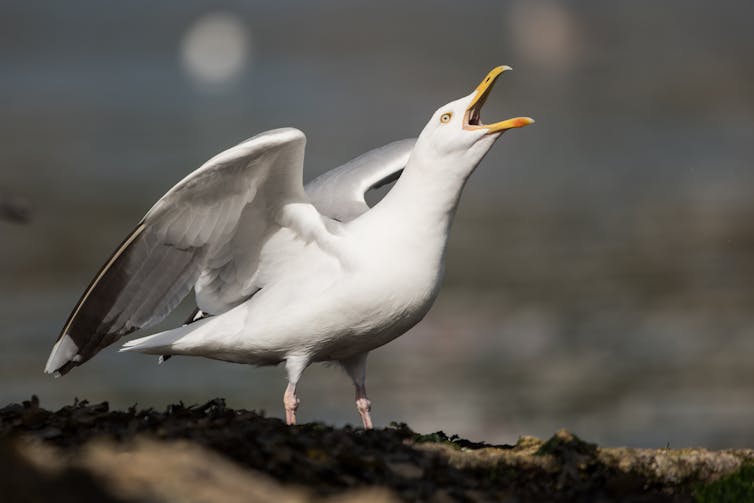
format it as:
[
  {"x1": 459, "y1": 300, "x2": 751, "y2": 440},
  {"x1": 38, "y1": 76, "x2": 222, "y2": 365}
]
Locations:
[
  {"x1": 45, "y1": 128, "x2": 318, "y2": 376},
  {"x1": 305, "y1": 138, "x2": 415, "y2": 222},
  {"x1": 45, "y1": 222, "x2": 205, "y2": 376}
]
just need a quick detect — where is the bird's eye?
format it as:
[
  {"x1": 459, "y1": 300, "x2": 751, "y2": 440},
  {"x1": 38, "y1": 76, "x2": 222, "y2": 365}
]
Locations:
[{"x1": 440, "y1": 113, "x2": 452, "y2": 123}]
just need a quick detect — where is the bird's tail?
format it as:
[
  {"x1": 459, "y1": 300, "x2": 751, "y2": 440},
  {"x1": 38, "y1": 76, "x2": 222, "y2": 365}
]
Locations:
[
  {"x1": 121, "y1": 306, "x2": 244, "y2": 359},
  {"x1": 120, "y1": 322, "x2": 197, "y2": 355}
]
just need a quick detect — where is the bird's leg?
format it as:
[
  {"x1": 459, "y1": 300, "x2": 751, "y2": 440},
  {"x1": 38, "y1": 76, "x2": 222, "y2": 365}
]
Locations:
[
  {"x1": 355, "y1": 385, "x2": 373, "y2": 430},
  {"x1": 283, "y1": 355, "x2": 308, "y2": 426},
  {"x1": 341, "y1": 352, "x2": 373, "y2": 430},
  {"x1": 284, "y1": 382, "x2": 299, "y2": 425}
]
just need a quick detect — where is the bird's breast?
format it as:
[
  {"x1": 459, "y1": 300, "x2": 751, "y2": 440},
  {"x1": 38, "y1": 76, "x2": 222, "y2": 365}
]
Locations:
[{"x1": 319, "y1": 232, "x2": 445, "y2": 354}]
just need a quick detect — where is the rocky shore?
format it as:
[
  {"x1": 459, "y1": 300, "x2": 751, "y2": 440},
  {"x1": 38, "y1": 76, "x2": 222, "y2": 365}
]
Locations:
[{"x1": 2, "y1": 397, "x2": 753, "y2": 502}]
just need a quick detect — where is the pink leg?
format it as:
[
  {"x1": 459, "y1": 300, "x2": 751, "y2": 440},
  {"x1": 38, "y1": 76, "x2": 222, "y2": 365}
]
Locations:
[
  {"x1": 341, "y1": 352, "x2": 373, "y2": 430},
  {"x1": 355, "y1": 384, "x2": 373, "y2": 430},
  {"x1": 283, "y1": 355, "x2": 307, "y2": 426},
  {"x1": 284, "y1": 382, "x2": 299, "y2": 425}
]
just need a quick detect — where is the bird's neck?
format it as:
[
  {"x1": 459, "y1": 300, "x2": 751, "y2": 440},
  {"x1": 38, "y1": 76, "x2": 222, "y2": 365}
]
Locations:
[{"x1": 369, "y1": 156, "x2": 470, "y2": 242}]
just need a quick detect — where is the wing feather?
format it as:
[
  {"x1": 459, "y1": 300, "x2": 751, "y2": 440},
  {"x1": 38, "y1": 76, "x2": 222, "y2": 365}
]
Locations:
[
  {"x1": 305, "y1": 138, "x2": 415, "y2": 221},
  {"x1": 46, "y1": 128, "x2": 312, "y2": 375},
  {"x1": 47, "y1": 130, "x2": 410, "y2": 376}
]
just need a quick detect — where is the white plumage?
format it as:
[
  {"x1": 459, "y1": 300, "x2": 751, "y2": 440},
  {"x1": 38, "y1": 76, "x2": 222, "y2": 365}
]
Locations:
[{"x1": 45, "y1": 67, "x2": 533, "y2": 428}]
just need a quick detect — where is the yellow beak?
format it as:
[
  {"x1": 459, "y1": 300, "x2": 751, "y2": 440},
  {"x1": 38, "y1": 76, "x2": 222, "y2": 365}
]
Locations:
[{"x1": 464, "y1": 66, "x2": 535, "y2": 134}]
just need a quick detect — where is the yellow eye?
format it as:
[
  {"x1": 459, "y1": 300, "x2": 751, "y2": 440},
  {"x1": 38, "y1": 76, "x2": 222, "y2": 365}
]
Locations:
[{"x1": 440, "y1": 112, "x2": 452, "y2": 123}]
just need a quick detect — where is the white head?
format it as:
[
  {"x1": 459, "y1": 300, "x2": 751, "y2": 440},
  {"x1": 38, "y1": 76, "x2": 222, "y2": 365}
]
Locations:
[{"x1": 410, "y1": 66, "x2": 534, "y2": 181}]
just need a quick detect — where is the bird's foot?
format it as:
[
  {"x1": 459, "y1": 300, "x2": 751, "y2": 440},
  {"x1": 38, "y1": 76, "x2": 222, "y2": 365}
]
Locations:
[
  {"x1": 285, "y1": 407, "x2": 297, "y2": 425},
  {"x1": 356, "y1": 397, "x2": 373, "y2": 430}
]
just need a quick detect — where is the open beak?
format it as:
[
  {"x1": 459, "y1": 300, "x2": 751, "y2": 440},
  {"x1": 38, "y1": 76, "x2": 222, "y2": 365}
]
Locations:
[{"x1": 463, "y1": 66, "x2": 535, "y2": 134}]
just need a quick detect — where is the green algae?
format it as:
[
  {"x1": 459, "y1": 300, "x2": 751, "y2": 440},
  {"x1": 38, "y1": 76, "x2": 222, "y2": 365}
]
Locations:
[{"x1": 695, "y1": 462, "x2": 754, "y2": 503}]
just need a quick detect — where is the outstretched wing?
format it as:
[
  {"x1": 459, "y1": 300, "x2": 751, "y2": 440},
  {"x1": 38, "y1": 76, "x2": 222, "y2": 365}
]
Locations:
[
  {"x1": 46, "y1": 128, "x2": 333, "y2": 376},
  {"x1": 305, "y1": 138, "x2": 415, "y2": 222}
]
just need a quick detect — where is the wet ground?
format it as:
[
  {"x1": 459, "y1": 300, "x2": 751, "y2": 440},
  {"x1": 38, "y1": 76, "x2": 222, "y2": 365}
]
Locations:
[{"x1": 3, "y1": 397, "x2": 753, "y2": 502}]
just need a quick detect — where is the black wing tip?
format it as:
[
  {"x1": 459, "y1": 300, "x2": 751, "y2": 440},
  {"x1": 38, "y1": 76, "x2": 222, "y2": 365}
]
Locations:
[
  {"x1": 57, "y1": 222, "x2": 147, "y2": 340},
  {"x1": 51, "y1": 361, "x2": 77, "y2": 376},
  {"x1": 50, "y1": 222, "x2": 148, "y2": 373}
]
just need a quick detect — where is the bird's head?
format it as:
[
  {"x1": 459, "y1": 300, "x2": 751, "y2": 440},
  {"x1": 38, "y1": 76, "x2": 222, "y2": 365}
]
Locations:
[{"x1": 411, "y1": 66, "x2": 534, "y2": 177}]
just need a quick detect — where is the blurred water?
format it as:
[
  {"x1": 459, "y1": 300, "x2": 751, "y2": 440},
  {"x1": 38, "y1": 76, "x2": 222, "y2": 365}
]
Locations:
[{"x1": 1, "y1": 0, "x2": 754, "y2": 448}]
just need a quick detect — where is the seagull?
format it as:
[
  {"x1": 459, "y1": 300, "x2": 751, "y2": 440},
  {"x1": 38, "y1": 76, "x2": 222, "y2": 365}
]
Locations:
[{"x1": 45, "y1": 66, "x2": 533, "y2": 428}]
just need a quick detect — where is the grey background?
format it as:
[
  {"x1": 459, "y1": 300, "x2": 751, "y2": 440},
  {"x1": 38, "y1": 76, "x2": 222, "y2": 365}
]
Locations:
[{"x1": 2, "y1": 0, "x2": 753, "y2": 448}]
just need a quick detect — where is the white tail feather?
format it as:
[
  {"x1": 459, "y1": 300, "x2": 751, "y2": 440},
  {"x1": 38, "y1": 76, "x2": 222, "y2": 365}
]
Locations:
[{"x1": 120, "y1": 324, "x2": 194, "y2": 354}]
